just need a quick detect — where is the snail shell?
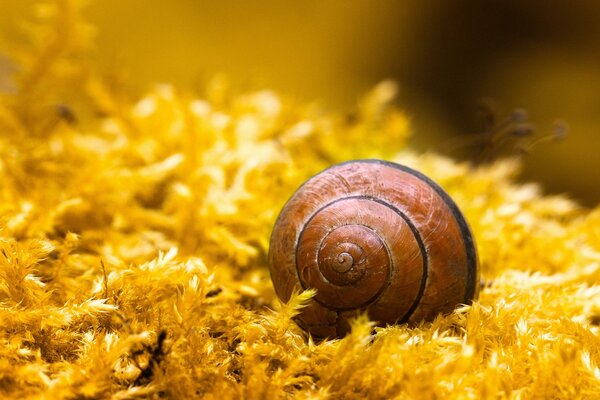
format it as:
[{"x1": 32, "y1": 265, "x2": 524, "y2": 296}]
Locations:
[{"x1": 269, "y1": 159, "x2": 479, "y2": 338}]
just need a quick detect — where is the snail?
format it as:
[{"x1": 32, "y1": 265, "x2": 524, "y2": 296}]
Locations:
[{"x1": 269, "y1": 159, "x2": 479, "y2": 338}]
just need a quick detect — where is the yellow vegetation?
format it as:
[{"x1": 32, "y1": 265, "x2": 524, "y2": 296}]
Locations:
[{"x1": 0, "y1": 1, "x2": 598, "y2": 398}]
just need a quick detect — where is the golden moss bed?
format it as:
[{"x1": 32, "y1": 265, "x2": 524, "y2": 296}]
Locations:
[{"x1": 0, "y1": 2, "x2": 599, "y2": 398}]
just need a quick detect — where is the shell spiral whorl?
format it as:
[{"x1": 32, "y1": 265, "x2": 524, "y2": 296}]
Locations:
[{"x1": 269, "y1": 160, "x2": 479, "y2": 338}]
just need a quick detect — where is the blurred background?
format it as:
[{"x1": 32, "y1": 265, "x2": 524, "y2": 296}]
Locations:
[{"x1": 1, "y1": 0, "x2": 599, "y2": 206}]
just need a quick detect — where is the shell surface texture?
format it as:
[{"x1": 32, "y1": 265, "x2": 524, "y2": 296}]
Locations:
[{"x1": 269, "y1": 159, "x2": 479, "y2": 338}]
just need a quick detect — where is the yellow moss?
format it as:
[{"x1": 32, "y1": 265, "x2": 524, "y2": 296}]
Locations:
[{"x1": 0, "y1": 1, "x2": 598, "y2": 399}]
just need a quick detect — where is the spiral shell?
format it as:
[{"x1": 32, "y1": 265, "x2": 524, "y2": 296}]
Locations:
[{"x1": 269, "y1": 159, "x2": 479, "y2": 338}]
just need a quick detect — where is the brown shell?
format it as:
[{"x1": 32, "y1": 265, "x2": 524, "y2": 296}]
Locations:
[{"x1": 269, "y1": 160, "x2": 479, "y2": 338}]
